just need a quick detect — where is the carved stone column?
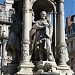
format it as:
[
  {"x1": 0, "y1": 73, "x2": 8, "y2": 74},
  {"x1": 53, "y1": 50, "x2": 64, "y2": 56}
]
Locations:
[
  {"x1": 57, "y1": 0, "x2": 69, "y2": 66},
  {"x1": 22, "y1": 0, "x2": 30, "y2": 63},
  {"x1": 56, "y1": 0, "x2": 74, "y2": 75},
  {"x1": 17, "y1": 0, "x2": 34, "y2": 74}
]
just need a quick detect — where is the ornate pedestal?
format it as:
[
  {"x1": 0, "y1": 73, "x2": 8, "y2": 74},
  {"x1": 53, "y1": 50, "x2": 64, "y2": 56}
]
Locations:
[
  {"x1": 34, "y1": 72, "x2": 60, "y2": 75},
  {"x1": 57, "y1": 65, "x2": 74, "y2": 75},
  {"x1": 34, "y1": 61, "x2": 59, "y2": 75},
  {"x1": 16, "y1": 62, "x2": 34, "y2": 75}
]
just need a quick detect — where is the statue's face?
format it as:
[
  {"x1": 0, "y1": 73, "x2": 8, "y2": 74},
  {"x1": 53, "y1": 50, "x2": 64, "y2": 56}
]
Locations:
[{"x1": 40, "y1": 11, "x2": 46, "y2": 19}]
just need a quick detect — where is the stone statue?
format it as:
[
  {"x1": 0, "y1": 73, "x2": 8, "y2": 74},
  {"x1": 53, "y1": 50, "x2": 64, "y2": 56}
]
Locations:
[
  {"x1": 31, "y1": 11, "x2": 54, "y2": 62},
  {"x1": 6, "y1": 14, "x2": 22, "y2": 63}
]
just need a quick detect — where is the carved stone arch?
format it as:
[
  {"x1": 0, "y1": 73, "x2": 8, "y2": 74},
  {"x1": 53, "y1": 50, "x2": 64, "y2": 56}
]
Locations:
[
  {"x1": 31, "y1": 0, "x2": 55, "y2": 7},
  {"x1": 31, "y1": 0, "x2": 55, "y2": 21},
  {"x1": 30, "y1": 0, "x2": 37, "y2": 6}
]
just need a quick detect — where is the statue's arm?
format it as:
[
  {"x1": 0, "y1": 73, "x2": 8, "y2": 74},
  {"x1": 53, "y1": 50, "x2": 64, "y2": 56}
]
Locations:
[
  {"x1": 33, "y1": 21, "x2": 44, "y2": 29},
  {"x1": 49, "y1": 25, "x2": 53, "y2": 39},
  {"x1": 47, "y1": 23, "x2": 53, "y2": 40}
]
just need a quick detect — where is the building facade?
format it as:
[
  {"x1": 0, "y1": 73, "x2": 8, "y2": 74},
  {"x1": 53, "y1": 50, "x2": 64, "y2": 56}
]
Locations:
[
  {"x1": 0, "y1": 0, "x2": 14, "y2": 74},
  {"x1": 66, "y1": 15, "x2": 75, "y2": 74}
]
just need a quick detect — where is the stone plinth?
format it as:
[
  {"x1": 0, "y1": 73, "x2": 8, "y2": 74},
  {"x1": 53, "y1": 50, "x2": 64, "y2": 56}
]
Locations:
[
  {"x1": 34, "y1": 72, "x2": 60, "y2": 75},
  {"x1": 57, "y1": 65, "x2": 74, "y2": 75},
  {"x1": 17, "y1": 62, "x2": 34, "y2": 75},
  {"x1": 34, "y1": 61, "x2": 59, "y2": 75},
  {"x1": 7, "y1": 63, "x2": 18, "y2": 75}
]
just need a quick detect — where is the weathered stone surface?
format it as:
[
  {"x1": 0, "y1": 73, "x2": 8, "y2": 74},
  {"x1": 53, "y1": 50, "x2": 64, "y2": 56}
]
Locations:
[
  {"x1": 39, "y1": 72, "x2": 60, "y2": 75},
  {"x1": 34, "y1": 72, "x2": 60, "y2": 75},
  {"x1": 57, "y1": 66, "x2": 74, "y2": 75},
  {"x1": 5, "y1": 0, "x2": 74, "y2": 75},
  {"x1": 7, "y1": 63, "x2": 18, "y2": 74},
  {"x1": 17, "y1": 62, "x2": 34, "y2": 75}
]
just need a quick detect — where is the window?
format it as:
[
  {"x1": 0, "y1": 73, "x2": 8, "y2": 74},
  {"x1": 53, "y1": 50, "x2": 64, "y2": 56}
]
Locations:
[
  {"x1": 67, "y1": 43, "x2": 68, "y2": 48},
  {"x1": 9, "y1": 9, "x2": 14, "y2": 21},
  {"x1": 71, "y1": 28, "x2": 73, "y2": 35},
  {"x1": 0, "y1": 9, "x2": 2, "y2": 19},
  {"x1": 71, "y1": 41, "x2": 73, "y2": 49},
  {"x1": 9, "y1": 9, "x2": 14, "y2": 17},
  {"x1": 0, "y1": 44, "x2": 1, "y2": 56},
  {"x1": 0, "y1": 26, "x2": 2, "y2": 36},
  {"x1": 0, "y1": 10, "x2": 2, "y2": 15},
  {"x1": 68, "y1": 28, "x2": 70, "y2": 35},
  {"x1": 70, "y1": 57, "x2": 74, "y2": 69}
]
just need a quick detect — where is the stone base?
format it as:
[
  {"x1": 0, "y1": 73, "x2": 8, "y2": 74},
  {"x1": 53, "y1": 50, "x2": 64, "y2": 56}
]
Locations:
[
  {"x1": 1, "y1": 65, "x2": 7, "y2": 74},
  {"x1": 34, "y1": 72, "x2": 60, "y2": 75},
  {"x1": 34, "y1": 61, "x2": 58, "y2": 73},
  {"x1": 6, "y1": 63, "x2": 18, "y2": 75},
  {"x1": 17, "y1": 62, "x2": 34, "y2": 75},
  {"x1": 57, "y1": 65, "x2": 74, "y2": 75}
]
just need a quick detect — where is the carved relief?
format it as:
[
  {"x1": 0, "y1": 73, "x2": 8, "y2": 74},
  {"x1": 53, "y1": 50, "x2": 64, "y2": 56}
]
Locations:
[{"x1": 6, "y1": 14, "x2": 22, "y2": 62}]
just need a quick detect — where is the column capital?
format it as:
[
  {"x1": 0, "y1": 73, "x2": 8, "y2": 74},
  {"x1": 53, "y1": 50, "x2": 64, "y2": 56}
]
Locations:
[
  {"x1": 56, "y1": 0, "x2": 64, "y2": 3},
  {"x1": 22, "y1": 40, "x2": 30, "y2": 44},
  {"x1": 60, "y1": 0, "x2": 64, "y2": 3}
]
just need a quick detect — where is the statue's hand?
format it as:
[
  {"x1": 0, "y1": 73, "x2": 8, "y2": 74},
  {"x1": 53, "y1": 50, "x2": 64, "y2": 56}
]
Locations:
[{"x1": 44, "y1": 23, "x2": 49, "y2": 27}]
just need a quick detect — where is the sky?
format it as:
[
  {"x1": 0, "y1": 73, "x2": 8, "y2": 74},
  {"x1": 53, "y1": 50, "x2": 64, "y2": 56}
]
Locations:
[
  {"x1": 64, "y1": 0, "x2": 75, "y2": 25},
  {"x1": 64, "y1": 0, "x2": 75, "y2": 17},
  {"x1": 0, "y1": 0, "x2": 4, "y2": 4}
]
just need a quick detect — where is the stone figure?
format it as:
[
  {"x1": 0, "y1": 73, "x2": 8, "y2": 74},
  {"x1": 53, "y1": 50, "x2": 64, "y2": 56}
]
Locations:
[
  {"x1": 6, "y1": 14, "x2": 22, "y2": 63},
  {"x1": 31, "y1": 11, "x2": 54, "y2": 62}
]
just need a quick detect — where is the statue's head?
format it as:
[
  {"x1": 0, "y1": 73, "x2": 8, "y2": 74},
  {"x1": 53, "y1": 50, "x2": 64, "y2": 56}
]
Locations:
[{"x1": 40, "y1": 11, "x2": 47, "y2": 19}]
